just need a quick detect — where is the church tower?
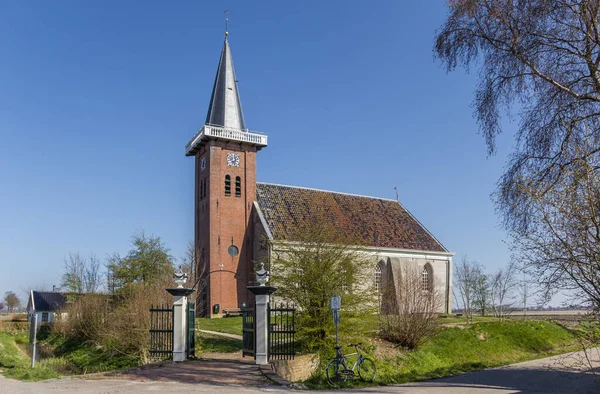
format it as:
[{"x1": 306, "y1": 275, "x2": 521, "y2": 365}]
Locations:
[{"x1": 185, "y1": 32, "x2": 267, "y2": 317}]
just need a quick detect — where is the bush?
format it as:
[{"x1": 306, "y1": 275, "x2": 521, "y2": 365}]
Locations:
[
  {"x1": 379, "y1": 266, "x2": 442, "y2": 349},
  {"x1": 54, "y1": 283, "x2": 171, "y2": 364}
]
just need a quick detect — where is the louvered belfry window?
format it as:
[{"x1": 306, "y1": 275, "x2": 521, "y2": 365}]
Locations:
[
  {"x1": 225, "y1": 175, "x2": 231, "y2": 196},
  {"x1": 235, "y1": 176, "x2": 241, "y2": 197}
]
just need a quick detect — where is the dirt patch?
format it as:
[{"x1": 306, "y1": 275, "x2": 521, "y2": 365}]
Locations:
[{"x1": 373, "y1": 339, "x2": 403, "y2": 360}]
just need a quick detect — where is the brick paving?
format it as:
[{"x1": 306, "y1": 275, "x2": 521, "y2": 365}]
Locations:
[{"x1": 106, "y1": 354, "x2": 269, "y2": 386}]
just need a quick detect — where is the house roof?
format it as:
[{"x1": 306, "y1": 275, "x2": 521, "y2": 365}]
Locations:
[
  {"x1": 255, "y1": 183, "x2": 448, "y2": 253},
  {"x1": 28, "y1": 291, "x2": 67, "y2": 312}
]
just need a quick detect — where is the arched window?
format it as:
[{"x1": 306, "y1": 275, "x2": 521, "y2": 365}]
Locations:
[
  {"x1": 375, "y1": 262, "x2": 383, "y2": 292},
  {"x1": 235, "y1": 176, "x2": 241, "y2": 197},
  {"x1": 225, "y1": 175, "x2": 231, "y2": 196},
  {"x1": 422, "y1": 264, "x2": 432, "y2": 291},
  {"x1": 203, "y1": 178, "x2": 207, "y2": 199}
]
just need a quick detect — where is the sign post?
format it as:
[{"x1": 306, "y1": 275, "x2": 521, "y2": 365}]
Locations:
[{"x1": 330, "y1": 296, "x2": 341, "y2": 350}]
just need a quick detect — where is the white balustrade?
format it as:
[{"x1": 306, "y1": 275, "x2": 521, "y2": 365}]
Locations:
[{"x1": 186, "y1": 125, "x2": 268, "y2": 154}]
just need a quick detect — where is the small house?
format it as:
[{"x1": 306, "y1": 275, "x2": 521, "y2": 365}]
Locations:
[{"x1": 26, "y1": 290, "x2": 67, "y2": 323}]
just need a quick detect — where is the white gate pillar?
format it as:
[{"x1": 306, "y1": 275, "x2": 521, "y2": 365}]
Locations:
[
  {"x1": 167, "y1": 271, "x2": 194, "y2": 362},
  {"x1": 248, "y1": 285, "x2": 277, "y2": 365}
]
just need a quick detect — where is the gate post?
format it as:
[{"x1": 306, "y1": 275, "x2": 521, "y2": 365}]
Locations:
[
  {"x1": 247, "y1": 285, "x2": 277, "y2": 365},
  {"x1": 166, "y1": 271, "x2": 194, "y2": 362}
]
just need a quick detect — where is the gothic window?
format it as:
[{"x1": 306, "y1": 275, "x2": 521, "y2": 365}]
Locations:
[
  {"x1": 225, "y1": 175, "x2": 231, "y2": 196},
  {"x1": 375, "y1": 263, "x2": 383, "y2": 292},
  {"x1": 235, "y1": 176, "x2": 241, "y2": 197},
  {"x1": 422, "y1": 263, "x2": 433, "y2": 291}
]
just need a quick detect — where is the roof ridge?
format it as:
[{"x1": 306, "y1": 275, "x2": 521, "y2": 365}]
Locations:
[{"x1": 257, "y1": 182, "x2": 398, "y2": 202}]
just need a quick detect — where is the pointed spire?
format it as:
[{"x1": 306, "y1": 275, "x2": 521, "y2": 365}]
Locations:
[{"x1": 205, "y1": 36, "x2": 246, "y2": 131}]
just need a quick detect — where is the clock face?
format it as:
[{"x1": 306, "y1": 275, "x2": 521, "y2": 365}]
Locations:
[
  {"x1": 226, "y1": 152, "x2": 240, "y2": 167},
  {"x1": 200, "y1": 157, "x2": 206, "y2": 171}
]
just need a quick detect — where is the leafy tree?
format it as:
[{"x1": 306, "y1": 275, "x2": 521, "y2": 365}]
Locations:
[
  {"x1": 436, "y1": 1, "x2": 600, "y2": 308},
  {"x1": 268, "y1": 219, "x2": 376, "y2": 351},
  {"x1": 4, "y1": 291, "x2": 20, "y2": 312},
  {"x1": 106, "y1": 231, "x2": 174, "y2": 293},
  {"x1": 0, "y1": 301, "x2": 5, "y2": 312}
]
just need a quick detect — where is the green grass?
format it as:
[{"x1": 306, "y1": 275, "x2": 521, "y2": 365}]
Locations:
[
  {"x1": 48, "y1": 335, "x2": 140, "y2": 373},
  {"x1": 0, "y1": 332, "x2": 60, "y2": 381},
  {"x1": 196, "y1": 317, "x2": 243, "y2": 335},
  {"x1": 0, "y1": 331, "x2": 141, "y2": 381},
  {"x1": 437, "y1": 315, "x2": 497, "y2": 324},
  {"x1": 196, "y1": 333, "x2": 242, "y2": 353},
  {"x1": 305, "y1": 320, "x2": 581, "y2": 388}
]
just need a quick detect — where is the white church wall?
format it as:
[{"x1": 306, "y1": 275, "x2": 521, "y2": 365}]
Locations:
[{"x1": 266, "y1": 240, "x2": 453, "y2": 314}]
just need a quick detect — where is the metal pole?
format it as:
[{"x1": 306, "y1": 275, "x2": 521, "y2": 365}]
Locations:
[
  {"x1": 31, "y1": 313, "x2": 37, "y2": 368},
  {"x1": 335, "y1": 310, "x2": 339, "y2": 349}
]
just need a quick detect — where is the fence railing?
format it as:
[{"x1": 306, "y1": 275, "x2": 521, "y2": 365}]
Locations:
[
  {"x1": 149, "y1": 304, "x2": 173, "y2": 360},
  {"x1": 268, "y1": 303, "x2": 296, "y2": 360}
]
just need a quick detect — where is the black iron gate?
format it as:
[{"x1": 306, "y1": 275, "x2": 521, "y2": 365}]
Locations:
[
  {"x1": 187, "y1": 301, "x2": 196, "y2": 358},
  {"x1": 149, "y1": 304, "x2": 173, "y2": 360},
  {"x1": 268, "y1": 303, "x2": 295, "y2": 360},
  {"x1": 242, "y1": 307, "x2": 255, "y2": 358}
]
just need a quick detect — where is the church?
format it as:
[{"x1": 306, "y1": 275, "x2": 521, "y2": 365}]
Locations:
[{"x1": 185, "y1": 33, "x2": 454, "y2": 318}]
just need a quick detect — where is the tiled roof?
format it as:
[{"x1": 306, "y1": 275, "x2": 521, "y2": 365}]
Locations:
[
  {"x1": 31, "y1": 291, "x2": 66, "y2": 312},
  {"x1": 256, "y1": 183, "x2": 448, "y2": 252}
]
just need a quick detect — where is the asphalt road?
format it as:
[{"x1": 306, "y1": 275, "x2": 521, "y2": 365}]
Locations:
[{"x1": 1, "y1": 348, "x2": 598, "y2": 394}]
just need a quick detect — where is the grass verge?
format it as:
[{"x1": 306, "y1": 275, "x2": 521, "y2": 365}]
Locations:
[
  {"x1": 305, "y1": 320, "x2": 581, "y2": 389},
  {"x1": 0, "y1": 332, "x2": 60, "y2": 381}
]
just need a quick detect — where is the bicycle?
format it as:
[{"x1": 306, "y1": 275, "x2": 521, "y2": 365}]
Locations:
[{"x1": 325, "y1": 343, "x2": 377, "y2": 386}]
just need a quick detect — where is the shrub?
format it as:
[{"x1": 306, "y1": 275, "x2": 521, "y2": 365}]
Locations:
[{"x1": 379, "y1": 266, "x2": 442, "y2": 349}]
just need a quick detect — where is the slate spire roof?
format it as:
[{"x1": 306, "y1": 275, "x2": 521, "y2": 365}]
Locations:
[
  {"x1": 256, "y1": 183, "x2": 448, "y2": 253},
  {"x1": 205, "y1": 37, "x2": 246, "y2": 131}
]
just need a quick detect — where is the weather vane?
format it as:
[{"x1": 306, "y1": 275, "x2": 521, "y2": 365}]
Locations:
[{"x1": 225, "y1": 9, "x2": 229, "y2": 36}]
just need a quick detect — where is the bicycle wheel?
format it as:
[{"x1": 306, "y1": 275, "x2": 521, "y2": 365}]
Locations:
[
  {"x1": 358, "y1": 358, "x2": 376, "y2": 382},
  {"x1": 326, "y1": 358, "x2": 348, "y2": 386}
]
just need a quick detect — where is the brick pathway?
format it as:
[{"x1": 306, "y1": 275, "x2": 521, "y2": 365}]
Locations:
[{"x1": 104, "y1": 353, "x2": 270, "y2": 386}]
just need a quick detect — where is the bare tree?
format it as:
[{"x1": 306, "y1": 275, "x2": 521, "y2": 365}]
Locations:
[
  {"x1": 436, "y1": 0, "x2": 600, "y2": 309},
  {"x1": 490, "y1": 261, "x2": 518, "y2": 320},
  {"x1": 61, "y1": 253, "x2": 103, "y2": 293},
  {"x1": 509, "y1": 133, "x2": 600, "y2": 308},
  {"x1": 4, "y1": 291, "x2": 20, "y2": 312},
  {"x1": 83, "y1": 255, "x2": 102, "y2": 293},
  {"x1": 472, "y1": 267, "x2": 490, "y2": 317},
  {"x1": 179, "y1": 241, "x2": 209, "y2": 316},
  {"x1": 379, "y1": 265, "x2": 443, "y2": 349},
  {"x1": 454, "y1": 255, "x2": 480, "y2": 323}
]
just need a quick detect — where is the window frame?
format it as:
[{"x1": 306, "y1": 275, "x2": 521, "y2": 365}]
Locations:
[
  {"x1": 225, "y1": 175, "x2": 231, "y2": 196},
  {"x1": 235, "y1": 176, "x2": 241, "y2": 197}
]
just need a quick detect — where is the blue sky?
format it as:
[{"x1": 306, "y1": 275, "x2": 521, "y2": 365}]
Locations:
[{"x1": 1, "y1": 1, "x2": 524, "y2": 304}]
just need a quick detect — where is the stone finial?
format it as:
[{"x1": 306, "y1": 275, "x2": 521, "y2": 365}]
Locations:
[
  {"x1": 255, "y1": 263, "x2": 269, "y2": 286},
  {"x1": 173, "y1": 267, "x2": 188, "y2": 288}
]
